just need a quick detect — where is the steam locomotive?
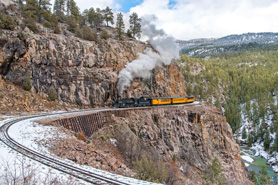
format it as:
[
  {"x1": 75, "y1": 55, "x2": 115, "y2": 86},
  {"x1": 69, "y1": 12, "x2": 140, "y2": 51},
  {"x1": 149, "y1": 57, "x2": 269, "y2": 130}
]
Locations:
[{"x1": 113, "y1": 96, "x2": 195, "y2": 108}]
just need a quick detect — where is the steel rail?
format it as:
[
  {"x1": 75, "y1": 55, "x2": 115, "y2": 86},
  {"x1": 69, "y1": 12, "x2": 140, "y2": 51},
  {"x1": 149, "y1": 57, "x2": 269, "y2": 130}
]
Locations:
[
  {"x1": 0, "y1": 112, "x2": 132, "y2": 185},
  {"x1": 0, "y1": 103, "x2": 200, "y2": 184}
]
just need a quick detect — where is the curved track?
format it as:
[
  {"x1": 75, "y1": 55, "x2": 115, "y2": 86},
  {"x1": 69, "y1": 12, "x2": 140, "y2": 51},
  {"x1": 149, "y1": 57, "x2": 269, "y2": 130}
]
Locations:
[
  {"x1": 0, "y1": 111, "x2": 136, "y2": 185},
  {"x1": 0, "y1": 103, "x2": 200, "y2": 184}
]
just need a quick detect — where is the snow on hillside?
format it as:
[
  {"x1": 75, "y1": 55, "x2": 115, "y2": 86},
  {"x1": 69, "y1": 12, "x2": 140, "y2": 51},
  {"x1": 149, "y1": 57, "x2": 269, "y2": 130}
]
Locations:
[
  {"x1": 0, "y1": 114, "x2": 161, "y2": 185},
  {"x1": 179, "y1": 32, "x2": 278, "y2": 56},
  {"x1": 238, "y1": 99, "x2": 278, "y2": 173}
]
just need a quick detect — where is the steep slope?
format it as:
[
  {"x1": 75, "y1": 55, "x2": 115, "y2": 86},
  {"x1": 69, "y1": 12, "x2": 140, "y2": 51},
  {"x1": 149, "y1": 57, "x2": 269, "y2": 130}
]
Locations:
[
  {"x1": 0, "y1": 0, "x2": 186, "y2": 108},
  {"x1": 0, "y1": 77, "x2": 77, "y2": 115},
  {"x1": 0, "y1": 29, "x2": 186, "y2": 107},
  {"x1": 112, "y1": 105, "x2": 252, "y2": 184},
  {"x1": 41, "y1": 105, "x2": 253, "y2": 184}
]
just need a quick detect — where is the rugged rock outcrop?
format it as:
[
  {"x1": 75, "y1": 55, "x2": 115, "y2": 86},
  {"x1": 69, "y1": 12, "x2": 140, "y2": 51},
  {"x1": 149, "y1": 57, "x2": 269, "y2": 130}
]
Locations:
[
  {"x1": 112, "y1": 105, "x2": 252, "y2": 184},
  {"x1": 0, "y1": 76, "x2": 77, "y2": 115},
  {"x1": 0, "y1": 0, "x2": 186, "y2": 108},
  {"x1": 0, "y1": 28, "x2": 186, "y2": 107},
  {"x1": 41, "y1": 105, "x2": 252, "y2": 184}
]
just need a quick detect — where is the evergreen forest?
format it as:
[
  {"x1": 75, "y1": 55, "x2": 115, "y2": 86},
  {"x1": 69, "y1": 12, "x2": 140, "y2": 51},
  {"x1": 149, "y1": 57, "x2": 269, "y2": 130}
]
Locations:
[
  {"x1": 2, "y1": 0, "x2": 142, "y2": 41},
  {"x1": 178, "y1": 51, "x2": 278, "y2": 152}
]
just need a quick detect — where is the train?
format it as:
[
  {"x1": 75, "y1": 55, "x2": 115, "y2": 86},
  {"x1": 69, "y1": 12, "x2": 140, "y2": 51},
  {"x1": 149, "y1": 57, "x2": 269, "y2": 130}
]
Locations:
[{"x1": 113, "y1": 96, "x2": 195, "y2": 108}]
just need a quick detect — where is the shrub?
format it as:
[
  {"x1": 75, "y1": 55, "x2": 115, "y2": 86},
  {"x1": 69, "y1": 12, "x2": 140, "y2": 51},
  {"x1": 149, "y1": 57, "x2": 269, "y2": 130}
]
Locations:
[
  {"x1": 48, "y1": 87, "x2": 57, "y2": 101},
  {"x1": 172, "y1": 154, "x2": 177, "y2": 162},
  {"x1": 0, "y1": 12, "x2": 16, "y2": 30},
  {"x1": 53, "y1": 25, "x2": 61, "y2": 34},
  {"x1": 23, "y1": 16, "x2": 38, "y2": 33},
  {"x1": 50, "y1": 14, "x2": 60, "y2": 34},
  {"x1": 18, "y1": 32, "x2": 27, "y2": 41},
  {"x1": 134, "y1": 154, "x2": 167, "y2": 183},
  {"x1": 100, "y1": 135, "x2": 105, "y2": 140},
  {"x1": 100, "y1": 30, "x2": 110, "y2": 40},
  {"x1": 203, "y1": 157, "x2": 224, "y2": 184},
  {"x1": 78, "y1": 26, "x2": 98, "y2": 42},
  {"x1": 23, "y1": 77, "x2": 32, "y2": 91},
  {"x1": 67, "y1": 16, "x2": 78, "y2": 33},
  {"x1": 43, "y1": 21, "x2": 51, "y2": 28},
  {"x1": 127, "y1": 29, "x2": 132, "y2": 38}
]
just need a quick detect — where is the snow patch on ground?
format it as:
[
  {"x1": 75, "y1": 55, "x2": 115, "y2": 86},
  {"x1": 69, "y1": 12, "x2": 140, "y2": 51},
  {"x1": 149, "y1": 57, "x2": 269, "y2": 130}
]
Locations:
[
  {"x1": 110, "y1": 138, "x2": 117, "y2": 146},
  {"x1": 237, "y1": 99, "x2": 278, "y2": 173},
  {"x1": 241, "y1": 155, "x2": 254, "y2": 163},
  {"x1": 1, "y1": 112, "x2": 162, "y2": 185},
  {"x1": 273, "y1": 165, "x2": 278, "y2": 173},
  {"x1": 0, "y1": 132, "x2": 86, "y2": 184},
  {"x1": 240, "y1": 148, "x2": 254, "y2": 167},
  {"x1": 252, "y1": 142, "x2": 270, "y2": 159}
]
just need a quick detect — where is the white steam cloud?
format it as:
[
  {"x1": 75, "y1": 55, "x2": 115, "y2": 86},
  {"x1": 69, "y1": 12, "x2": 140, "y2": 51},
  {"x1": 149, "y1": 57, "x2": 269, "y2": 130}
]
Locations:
[{"x1": 117, "y1": 15, "x2": 180, "y2": 95}]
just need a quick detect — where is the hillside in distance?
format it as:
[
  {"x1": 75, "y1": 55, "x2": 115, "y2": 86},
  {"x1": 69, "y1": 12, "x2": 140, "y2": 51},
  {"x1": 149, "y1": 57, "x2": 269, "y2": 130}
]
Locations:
[{"x1": 179, "y1": 32, "x2": 278, "y2": 57}]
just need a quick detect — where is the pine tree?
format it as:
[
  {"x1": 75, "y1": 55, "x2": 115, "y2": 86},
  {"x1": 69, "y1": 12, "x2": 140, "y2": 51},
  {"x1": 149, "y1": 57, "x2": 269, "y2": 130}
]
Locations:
[
  {"x1": 247, "y1": 132, "x2": 253, "y2": 147},
  {"x1": 242, "y1": 127, "x2": 247, "y2": 139},
  {"x1": 187, "y1": 83, "x2": 192, "y2": 95},
  {"x1": 129, "y1": 12, "x2": 141, "y2": 38},
  {"x1": 203, "y1": 157, "x2": 224, "y2": 184},
  {"x1": 102, "y1": 6, "x2": 114, "y2": 26},
  {"x1": 87, "y1": 7, "x2": 95, "y2": 26},
  {"x1": 258, "y1": 167, "x2": 272, "y2": 185},
  {"x1": 215, "y1": 96, "x2": 221, "y2": 110},
  {"x1": 80, "y1": 9, "x2": 88, "y2": 26},
  {"x1": 264, "y1": 130, "x2": 271, "y2": 150},
  {"x1": 87, "y1": 7, "x2": 103, "y2": 28},
  {"x1": 116, "y1": 12, "x2": 125, "y2": 40},
  {"x1": 22, "y1": 0, "x2": 39, "y2": 20},
  {"x1": 94, "y1": 8, "x2": 104, "y2": 28},
  {"x1": 66, "y1": 0, "x2": 80, "y2": 20},
  {"x1": 50, "y1": 14, "x2": 60, "y2": 34},
  {"x1": 273, "y1": 130, "x2": 278, "y2": 152},
  {"x1": 38, "y1": 0, "x2": 51, "y2": 23},
  {"x1": 53, "y1": 0, "x2": 65, "y2": 22}
]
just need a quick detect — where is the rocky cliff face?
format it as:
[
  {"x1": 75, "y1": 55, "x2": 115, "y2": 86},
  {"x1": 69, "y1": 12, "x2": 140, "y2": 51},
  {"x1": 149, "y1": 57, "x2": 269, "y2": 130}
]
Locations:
[
  {"x1": 0, "y1": 28, "x2": 186, "y2": 107},
  {"x1": 40, "y1": 105, "x2": 252, "y2": 184},
  {"x1": 112, "y1": 105, "x2": 252, "y2": 184},
  {"x1": 0, "y1": 1, "x2": 186, "y2": 108}
]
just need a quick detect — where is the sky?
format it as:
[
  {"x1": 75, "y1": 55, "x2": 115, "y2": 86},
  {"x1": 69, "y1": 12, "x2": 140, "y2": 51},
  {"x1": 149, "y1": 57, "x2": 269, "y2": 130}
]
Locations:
[{"x1": 50, "y1": 0, "x2": 278, "y2": 40}]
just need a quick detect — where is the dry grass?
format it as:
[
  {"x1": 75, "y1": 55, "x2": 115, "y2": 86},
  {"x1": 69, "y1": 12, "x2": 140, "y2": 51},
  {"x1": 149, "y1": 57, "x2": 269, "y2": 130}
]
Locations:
[
  {"x1": 0, "y1": 153, "x2": 80, "y2": 184},
  {"x1": 76, "y1": 132, "x2": 87, "y2": 141}
]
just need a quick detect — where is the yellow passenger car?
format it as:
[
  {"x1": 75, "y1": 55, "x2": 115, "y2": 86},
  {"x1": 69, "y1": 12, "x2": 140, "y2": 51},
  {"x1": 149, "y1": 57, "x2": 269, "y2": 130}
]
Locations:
[
  {"x1": 186, "y1": 96, "x2": 195, "y2": 103},
  {"x1": 172, "y1": 97, "x2": 187, "y2": 104},
  {"x1": 151, "y1": 97, "x2": 171, "y2": 105}
]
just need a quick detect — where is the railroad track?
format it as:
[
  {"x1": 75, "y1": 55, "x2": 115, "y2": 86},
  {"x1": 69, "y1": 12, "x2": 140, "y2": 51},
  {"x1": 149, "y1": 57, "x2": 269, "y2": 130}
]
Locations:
[
  {"x1": 0, "y1": 111, "x2": 154, "y2": 185},
  {"x1": 0, "y1": 103, "x2": 200, "y2": 184}
]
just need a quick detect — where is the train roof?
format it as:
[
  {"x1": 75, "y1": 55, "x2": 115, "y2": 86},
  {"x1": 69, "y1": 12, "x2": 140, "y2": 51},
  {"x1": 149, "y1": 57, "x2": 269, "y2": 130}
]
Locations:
[
  {"x1": 150, "y1": 96, "x2": 194, "y2": 99},
  {"x1": 119, "y1": 96, "x2": 195, "y2": 100}
]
